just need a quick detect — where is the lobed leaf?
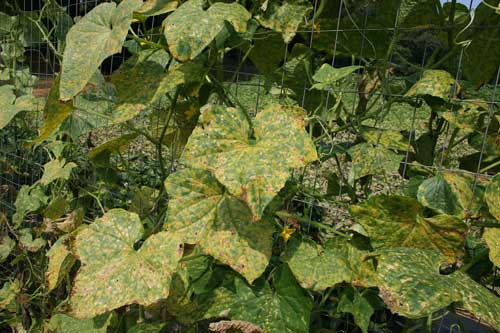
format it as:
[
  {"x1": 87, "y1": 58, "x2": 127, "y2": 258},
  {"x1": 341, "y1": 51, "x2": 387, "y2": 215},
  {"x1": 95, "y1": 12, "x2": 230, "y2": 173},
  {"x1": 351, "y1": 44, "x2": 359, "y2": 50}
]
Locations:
[
  {"x1": 181, "y1": 104, "x2": 317, "y2": 220},
  {"x1": 70, "y1": 209, "x2": 184, "y2": 319},
  {"x1": 60, "y1": 0, "x2": 142, "y2": 100},
  {"x1": 350, "y1": 195, "x2": 466, "y2": 261},
  {"x1": 163, "y1": 0, "x2": 250, "y2": 61},
  {"x1": 164, "y1": 169, "x2": 273, "y2": 283}
]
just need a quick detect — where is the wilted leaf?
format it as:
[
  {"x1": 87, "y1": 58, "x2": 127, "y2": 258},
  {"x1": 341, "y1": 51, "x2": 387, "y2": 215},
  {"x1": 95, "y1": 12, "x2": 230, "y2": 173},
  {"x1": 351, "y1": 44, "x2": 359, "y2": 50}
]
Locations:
[
  {"x1": 19, "y1": 228, "x2": 46, "y2": 252},
  {"x1": 0, "y1": 235, "x2": 14, "y2": 264},
  {"x1": 60, "y1": 0, "x2": 142, "y2": 100},
  {"x1": 30, "y1": 76, "x2": 74, "y2": 145},
  {"x1": 47, "y1": 313, "x2": 114, "y2": 333},
  {"x1": 0, "y1": 279, "x2": 20, "y2": 311},
  {"x1": 311, "y1": 64, "x2": 361, "y2": 90},
  {"x1": 485, "y1": 173, "x2": 500, "y2": 220},
  {"x1": 40, "y1": 158, "x2": 77, "y2": 186},
  {"x1": 375, "y1": 247, "x2": 500, "y2": 330},
  {"x1": 165, "y1": 169, "x2": 273, "y2": 283},
  {"x1": 88, "y1": 134, "x2": 138, "y2": 167},
  {"x1": 0, "y1": 85, "x2": 40, "y2": 129},
  {"x1": 349, "y1": 195, "x2": 466, "y2": 261},
  {"x1": 204, "y1": 266, "x2": 313, "y2": 333},
  {"x1": 70, "y1": 209, "x2": 184, "y2": 319},
  {"x1": 282, "y1": 236, "x2": 376, "y2": 291},
  {"x1": 181, "y1": 104, "x2": 317, "y2": 219},
  {"x1": 46, "y1": 234, "x2": 76, "y2": 292},
  {"x1": 405, "y1": 70, "x2": 458, "y2": 104},
  {"x1": 163, "y1": 0, "x2": 250, "y2": 61},
  {"x1": 417, "y1": 172, "x2": 480, "y2": 218},
  {"x1": 483, "y1": 228, "x2": 500, "y2": 267},
  {"x1": 347, "y1": 143, "x2": 403, "y2": 185},
  {"x1": 256, "y1": 0, "x2": 313, "y2": 43}
]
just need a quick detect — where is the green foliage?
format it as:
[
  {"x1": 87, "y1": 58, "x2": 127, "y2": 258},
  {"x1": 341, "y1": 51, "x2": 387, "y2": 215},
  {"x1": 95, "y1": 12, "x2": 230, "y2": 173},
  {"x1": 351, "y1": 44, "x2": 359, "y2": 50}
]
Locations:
[{"x1": 1, "y1": 1, "x2": 500, "y2": 332}]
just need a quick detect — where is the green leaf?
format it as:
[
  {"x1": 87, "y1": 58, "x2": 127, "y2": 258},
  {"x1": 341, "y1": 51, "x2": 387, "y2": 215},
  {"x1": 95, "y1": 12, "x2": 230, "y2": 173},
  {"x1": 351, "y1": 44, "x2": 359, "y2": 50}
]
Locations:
[
  {"x1": 165, "y1": 169, "x2": 273, "y2": 283},
  {"x1": 0, "y1": 279, "x2": 20, "y2": 311},
  {"x1": 88, "y1": 134, "x2": 138, "y2": 167},
  {"x1": 483, "y1": 228, "x2": 500, "y2": 267},
  {"x1": 203, "y1": 266, "x2": 313, "y2": 333},
  {"x1": 374, "y1": 247, "x2": 500, "y2": 330},
  {"x1": 163, "y1": 0, "x2": 251, "y2": 61},
  {"x1": 349, "y1": 195, "x2": 466, "y2": 261},
  {"x1": 404, "y1": 70, "x2": 458, "y2": 104},
  {"x1": 256, "y1": 0, "x2": 313, "y2": 43},
  {"x1": 47, "y1": 313, "x2": 114, "y2": 333},
  {"x1": 13, "y1": 185, "x2": 49, "y2": 227},
  {"x1": 135, "y1": 0, "x2": 178, "y2": 17},
  {"x1": 19, "y1": 228, "x2": 46, "y2": 252},
  {"x1": 417, "y1": 172, "x2": 480, "y2": 218},
  {"x1": 441, "y1": 100, "x2": 487, "y2": 134},
  {"x1": 181, "y1": 104, "x2": 318, "y2": 220},
  {"x1": 29, "y1": 76, "x2": 74, "y2": 145},
  {"x1": 60, "y1": 0, "x2": 143, "y2": 100},
  {"x1": 347, "y1": 143, "x2": 403, "y2": 185},
  {"x1": 46, "y1": 234, "x2": 76, "y2": 292},
  {"x1": 40, "y1": 158, "x2": 77, "y2": 186},
  {"x1": 311, "y1": 64, "x2": 361, "y2": 90},
  {"x1": 127, "y1": 322, "x2": 166, "y2": 333},
  {"x1": 109, "y1": 49, "x2": 171, "y2": 123},
  {"x1": 0, "y1": 85, "x2": 40, "y2": 129},
  {"x1": 485, "y1": 173, "x2": 500, "y2": 220},
  {"x1": 70, "y1": 209, "x2": 184, "y2": 319},
  {"x1": 360, "y1": 126, "x2": 413, "y2": 152},
  {"x1": 282, "y1": 236, "x2": 377, "y2": 292},
  {"x1": 0, "y1": 235, "x2": 14, "y2": 264},
  {"x1": 337, "y1": 287, "x2": 376, "y2": 333}
]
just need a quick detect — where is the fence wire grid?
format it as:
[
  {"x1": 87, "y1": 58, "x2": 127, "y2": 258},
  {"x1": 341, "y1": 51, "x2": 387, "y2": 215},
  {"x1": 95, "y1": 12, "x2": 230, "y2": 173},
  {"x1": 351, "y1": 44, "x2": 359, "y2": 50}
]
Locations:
[{"x1": 1, "y1": 0, "x2": 500, "y2": 332}]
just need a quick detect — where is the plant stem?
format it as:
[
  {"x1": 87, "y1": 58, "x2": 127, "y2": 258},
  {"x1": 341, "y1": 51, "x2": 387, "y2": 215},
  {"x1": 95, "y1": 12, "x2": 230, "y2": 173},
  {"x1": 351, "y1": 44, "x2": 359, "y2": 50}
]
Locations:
[
  {"x1": 480, "y1": 159, "x2": 500, "y2": 173},
  {"x1": 276, "y1": 211, "x2": 351, "y2": 238}
]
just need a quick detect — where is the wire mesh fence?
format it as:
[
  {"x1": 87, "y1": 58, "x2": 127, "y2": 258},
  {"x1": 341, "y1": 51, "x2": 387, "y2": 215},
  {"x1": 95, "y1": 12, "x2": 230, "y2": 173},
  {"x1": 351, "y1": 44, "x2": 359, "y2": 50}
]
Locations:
[{"x1": 1, "y1": 0, "x2": 500, "y2": 332}]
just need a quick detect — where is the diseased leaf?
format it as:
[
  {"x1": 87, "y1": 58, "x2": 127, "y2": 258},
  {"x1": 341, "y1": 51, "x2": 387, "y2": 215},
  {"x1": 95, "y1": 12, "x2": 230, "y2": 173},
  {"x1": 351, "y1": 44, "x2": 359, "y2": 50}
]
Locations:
[
  {"x1": 282, "y1": 236, "x2": 376, "y2": 292},
  {"x1": 127, "y1": 322, "x2": 166, "y2": 333},
  {"x1": 375, "y1": 247, "x2": 500, "y2": 330},
  {"x1": 0, "y1": 235, "x2": 15, "y2": 264},
  {"x1": 40, "y1": 158, "x2": 77, "y2": 186},
  {"x1": 347, "y1": 143, "x2": 403, "y2": 185},
  {"x1": 47, "y1": 313, "x2": 114, "y2": 333},
  {"x1": 88, "y1": 134, "x2": 138, "y2": 167},
  {"x1": 109, "y1": 49, "x2": 171, "y2": 123},
  {"x1": 256, "y1": 0, "x2": 313, "y2": 43},
  {"x1": 404, "y1": 70, "x2": 458, "y2": 104},
  {"x1": 485, "y1": 173, "x2": 500, "y2": 220},
  {"x1": 203, "y1": 266, "x2": 313, "y2": 333},
  {"x1": 60, "y1": 0, "x2": 143, "y2": 100},
  {"x1": 13, "y1": 185, "x2": 49, "y2": 227},
  {"x1": 30, "y1": 76, "x2": 74, "y2": 145},
  {"x1": 360, "y1": 127, "x2": 413, "y2": 152},
  {"x1": 165, "y1": 169, "x2": 273, "y2": 283},
  {"x1": 163, "y1": 0, "x2": 250, "y2": 61},
  {"x1": 441, "y1": 100, "x2": 487, "y2": 134},
  {"x1": 311, "y1": 64, "x2": 361, "y2": 90},
  {"x1": 135, "y1": 0, "x2": 178, "y2": 17},
  {"x1": 417, "y1": 172, "x2": 480, "y2": 218},
  {"x1": 46, "y1": 234, "x2": 76, "y2": 292},
  {"x1": 483, "y1": 228, "x2": 500, "y2": 267},
  {"x1": 349, "y1": 195, "x2": 466, "y2": 261},
  {"x1": 19, "y1": 228, "x2": 46, "y2": 252},
  {"x1": 181, "y1": 104, "x2": 317, "y2": 219},
  {"x1": 337, "y1": 287, "x2": 376, "y2": 333},
  {"x1": 0, "y1": 279, "x2": 20, "y2": 311},
  {"x1": 0, "y1": 85, "x2": 40, "y2": 129},
  {"x1": 70, "y1": 209, "x2": 184, "y2": 319}
]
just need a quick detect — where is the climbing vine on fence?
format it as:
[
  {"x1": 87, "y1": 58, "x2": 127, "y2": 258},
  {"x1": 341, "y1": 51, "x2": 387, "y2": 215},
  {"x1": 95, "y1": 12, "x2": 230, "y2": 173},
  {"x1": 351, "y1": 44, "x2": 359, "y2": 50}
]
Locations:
[{"x1": 1, "y1": 0, "x2": 500, "y2": 332}]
